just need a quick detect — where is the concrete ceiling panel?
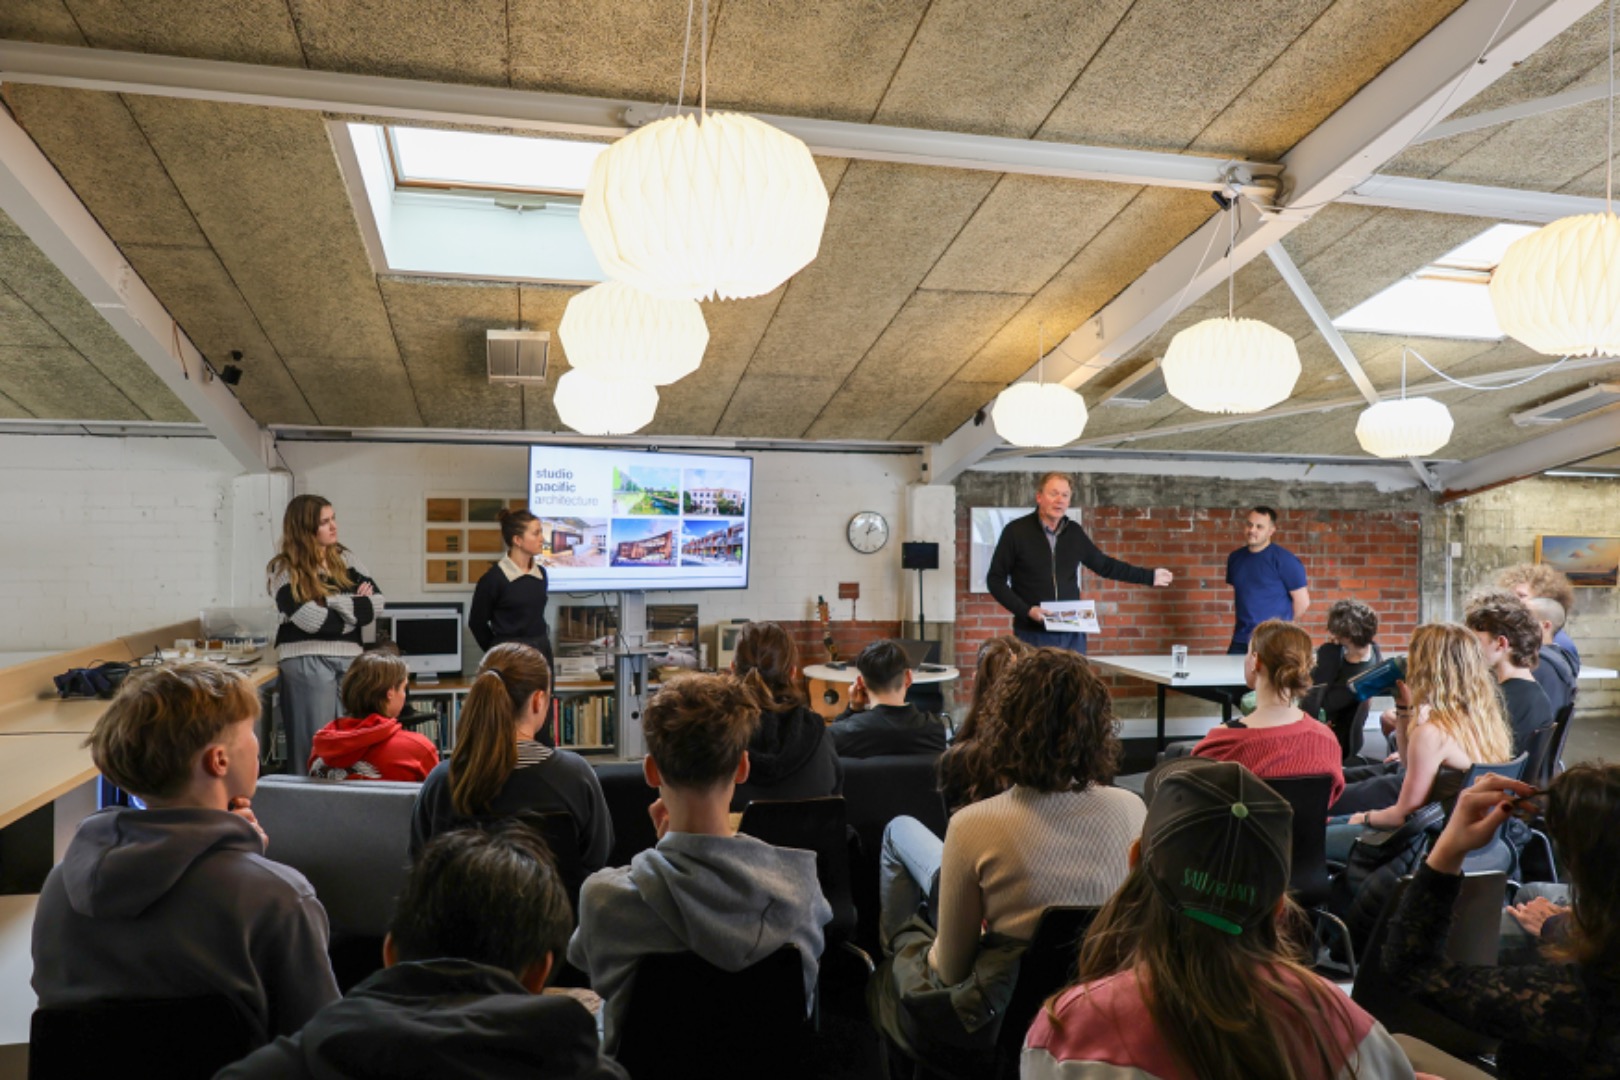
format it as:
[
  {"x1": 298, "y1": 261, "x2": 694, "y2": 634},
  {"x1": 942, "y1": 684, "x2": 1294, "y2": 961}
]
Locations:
[
  {"x1": 803, "y1": 289, "x2": 1028, "y2": 441},
  {"x1": 120, "y1": 97, "x2": 400, "y2": 363},
  {"x1": 377, "y1": 277, "x2": 524, "y2": 430},
  {"x1": 0, "y1": 286, "x2": 67, "y2": 350},
  {"x1": 891, "y1": 380, "x2": 1002, "y2": 443},
  {"x1": 713, "y1": 374, "x2": 841, "y2": 438},
  {"x1": 1037, "y1": 0, "x2": 1330, "y2": 152},
  {"x1": 0, "y1": 388, "x2": 33, "y2": 419},
  {"x1": 2, "y1": 86, "x2": 207, "y2": 248},
  {"x1": 0, "y1": 0, "x2": 83, "y2": 45},
  {"x1": 0, "y1": 345, "x2": 146, "y2": 420},
  {"x1": 922, "y1": 177, "x2": 1137, "y2": 296},
  {"x1": 508, "y1": 0, "x2": 705, "y2": 99},
  {"x1": 641, "y1": 289, "x2": 786, "y2": 437},
  {"x1": 61, "y1": 0, "x2": 304, "y2": 65},
  {"x1": 119, "y1": 242, "x2": 314, "y2": 423},
  {"x1": 279, "y1": 353, "x2": 423, "y2": 428},
  {"x1": 703, "y1": 0, "x2": 928, "y2": 122},
  {"x1": 952, "y1": 188, "x2": 1215, "y2": 386},
  {"x1": 285, "y1": 0, "x2": 508, "y2": 84},
  {"x1": 871, "y1": 0, "x2": 1131, "y2": 138},
  {"x1": 745, "y1": 161, "x2": 998, "y2": 380},
  {"x1": 0, "y1": 236, "x2": 193, "y2": 421},
  {"x1": 1424, "y1": 98, "x2": 1611, "y2": 192},
  {"x1": 1190, "y1": 0, "x2": 1467, "y2": 160}
]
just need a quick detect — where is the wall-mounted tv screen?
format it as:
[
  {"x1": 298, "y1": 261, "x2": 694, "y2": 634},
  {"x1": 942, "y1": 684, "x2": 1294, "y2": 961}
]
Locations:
[{"x1": 528, "y1": 446, "x2": 753, "y2": 593}]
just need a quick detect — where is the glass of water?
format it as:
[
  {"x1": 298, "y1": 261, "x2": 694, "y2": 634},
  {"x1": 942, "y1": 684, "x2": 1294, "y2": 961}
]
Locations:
[{"x1": 1171, "y1": 645, "x2": 1189, "y2": 675}]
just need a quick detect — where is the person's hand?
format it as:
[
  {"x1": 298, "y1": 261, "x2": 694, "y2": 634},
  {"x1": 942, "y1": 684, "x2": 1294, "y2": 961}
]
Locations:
[
  {"x1": 848, "y1": 676, "x2": 870, "y2": 712},
  {"x1": 1427, "y1": 774, "x2": 1535, "y2": 873},
  {"x1": 1379, "y1": 708, "x2": 1398, "y2": 737},
  {"x1": 1028, "y1": 606, "x2": 1048, "y2": 623},
  {"x1": 1393, "y1": 678, "x2": 1413, "y2": 709},
  {"x1": 229, "y1": 796, "x2": 268, "y2": 851},
  {"x1": 1153, "y1": 568, "x2": 1173, "y2": 587},
  {"x1": 356, "y1": 581, "x2": 375, "y2": 597},
  {"x1": 647, "y1": 797, "x2": 670, "y2": 840},
  {"x1": 1508, "y1": 896, "x2": 1569, "y2": 937}
]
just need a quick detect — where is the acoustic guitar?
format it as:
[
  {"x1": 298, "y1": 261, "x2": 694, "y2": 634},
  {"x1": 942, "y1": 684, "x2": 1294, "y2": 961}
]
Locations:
[{"x1": 809, "y1": 595, "x2": 848, "y2": 721}]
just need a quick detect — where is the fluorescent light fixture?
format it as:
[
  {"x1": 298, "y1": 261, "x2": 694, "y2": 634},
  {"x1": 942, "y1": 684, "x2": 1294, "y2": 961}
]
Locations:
[
  {"x1": 1097, "y1": 360, "x2": 1170, "y2": 408},
  {"x1": 390, "y1": 127, "x2": 605, "y2": 193},
  {"x1": 1510, "y1": 382, "x2": 1620, "y2": 426},
  {"x1": 1332, "y1": 223, "x2": 1539, "y2": 340}
]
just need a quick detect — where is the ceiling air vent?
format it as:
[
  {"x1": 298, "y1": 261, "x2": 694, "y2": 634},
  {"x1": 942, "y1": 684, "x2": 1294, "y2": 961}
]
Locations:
[
  {"x1": 486, "y1": 330, "x2": 550, "y2": 387},
  {"x1": 1097, "y1": 360, "x2": 1170, "y2": 408},
  {"x1": 1510, "y1": 382, "x2": 1620, "y2": 427}
]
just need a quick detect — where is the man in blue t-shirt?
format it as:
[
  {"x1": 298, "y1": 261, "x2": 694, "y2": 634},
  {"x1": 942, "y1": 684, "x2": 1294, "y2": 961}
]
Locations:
[{"x1": 1224, "y1": 506, "x2": 1310, "y2": 654}]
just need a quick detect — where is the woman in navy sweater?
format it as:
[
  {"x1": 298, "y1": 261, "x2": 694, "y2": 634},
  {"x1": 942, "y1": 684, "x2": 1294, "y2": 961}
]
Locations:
[{"x1": 469, "y1": 509, "x2": 554, "y2": 674}]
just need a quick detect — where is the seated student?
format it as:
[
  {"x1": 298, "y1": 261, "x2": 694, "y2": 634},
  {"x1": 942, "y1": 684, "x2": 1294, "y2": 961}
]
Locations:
[
  {"x1": 308, "y1": 649, "x2": 439, "y2": 781},
  {"x1": 220, "y1": 822, "x2": 627, "y2": 1079},
  {"x1": 1464, "y1": 588, "x2": 1553, "y2": 755},
  {"x1": 568, "y1": 673, "x2": 830, "y2": 1055},
  {"x1": 1497, "y1": 562, "x2": 1582, "y2": 671},
  {"x1": 1305, "y1": 599, "x2": 1382, "y2": 760},
  {"x1": 1384, "y1": 765, "x2": 1620, "y2": 1077},
  {"x1": 830, "y1": 639, "x2": 947, "y2": 758},
  {"x1": 32, "y1": 663, "x2": 339, "y2": 1046},
  {"x1": 936, "y1": 635, "x2": 1030, "y2": 815},
  {"x1": 728, "y1": 621, "x2": 842, "y2": 810},
  {"x1": 1526, "y1": 596, "x2": 1578, "y2": 717},
  {"x1": 1025, "y1": 759, "x2": 1412, "y2": 1080},
  {"x1": 879, "y1": 648, "x2": 1145, "y2": 986},
  {"x1": 410, "y1": 643, "x2": 612, "y2": 883},
  {"x1": 1192, "y1": 619, "x2": 1345, "y2": 804}
]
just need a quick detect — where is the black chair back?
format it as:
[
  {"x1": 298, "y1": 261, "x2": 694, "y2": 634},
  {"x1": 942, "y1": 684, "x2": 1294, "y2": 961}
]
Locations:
[
  {"x1": 840, "y1": 754, "x2": 947, "y2": 951},
  {"x1": 1351, "y1": 872, "x2": 1506, "y2": 1063},
  {"x1": 738, "y1": 796, "x2": 857, "y2": 941},
  {"x1": 993, "y1": 907, "x2": 1101, "y2": 1073},
  {"x1": 1519, "y1": 723, "x2": 1558, "y2": 791},
  {"x1": 594, "y1": 760, "x2": 659, "y2": 867},
  {"x1": 30, "y1": 995, "x2": 257, "y2": 1080},
  {"x1": 617, "y1": 946, "x2": 810, "y2": 1080},
  {"x1": 1534, "y1": 704, "x2": 1576, "y2": 788},
  {"x1": 1263, "y1": 775, "x2": 1335, "y2": 908},
  {"x1": 525, "y1": 810, "x2": 584, "y2": 917}
]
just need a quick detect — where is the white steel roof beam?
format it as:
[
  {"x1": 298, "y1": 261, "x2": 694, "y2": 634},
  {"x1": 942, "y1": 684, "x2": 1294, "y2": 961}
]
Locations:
[
  {"x1": 926, "y1": 0, "x2": 1598, "y2": 484},
  {"x1": 1340, "y1": 175, "x2": 1609, "y2": 221},
  {"x1": 1438, "y1": 408, "x2": 1620, "y2": 497},
  {"x1": 0, "y1": 106, "x2": 272, "y2": 472}
]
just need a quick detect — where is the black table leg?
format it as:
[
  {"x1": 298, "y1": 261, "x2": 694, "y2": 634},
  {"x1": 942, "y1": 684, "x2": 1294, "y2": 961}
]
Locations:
[{"x1": 1157, "y1": 685, "x2": 1167, "y2": 751}]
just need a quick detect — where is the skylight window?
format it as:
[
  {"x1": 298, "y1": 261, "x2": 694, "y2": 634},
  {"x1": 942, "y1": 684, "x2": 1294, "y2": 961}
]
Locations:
[
  {"x1": 1332, "y1": 223, "x2": 1539, "y2": 341},
  {"x1": 334, "y1": 123, "x2": 606, "y2": 285}
]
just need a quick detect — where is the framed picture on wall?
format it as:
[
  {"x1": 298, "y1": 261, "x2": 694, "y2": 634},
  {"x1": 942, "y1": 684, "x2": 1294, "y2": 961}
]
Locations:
[
  {"x1": 1535, "y1": 535, "x2": 1620, "y2": 587},
  {"x1": 423, "y1": 494, "x2": 525, "y2": 591}
]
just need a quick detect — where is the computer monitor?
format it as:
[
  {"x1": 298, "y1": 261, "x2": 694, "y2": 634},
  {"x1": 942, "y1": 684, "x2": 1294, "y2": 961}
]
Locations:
[
  {"x1": 383, "y1": 602, "x2": 465, "y2": 681},
  {"x1": 894, "y1": 638, "x2": 940, "y2": 669}
]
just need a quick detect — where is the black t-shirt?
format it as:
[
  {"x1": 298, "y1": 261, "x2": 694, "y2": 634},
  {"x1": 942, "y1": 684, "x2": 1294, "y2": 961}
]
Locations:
[
  {"x1": 1498, "y1": 677, "x2": 1552, "y2": 757},
  {"x1": 830, "y1": 703, "x2": 947, "y2": 759}
]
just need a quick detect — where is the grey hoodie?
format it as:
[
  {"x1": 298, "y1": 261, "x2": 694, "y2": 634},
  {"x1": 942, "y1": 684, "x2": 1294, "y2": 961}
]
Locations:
[
  {"x1": 567, "y1": 830, "x2": 831, "y2": 1053},
  {"x1": 32, "y1": 806, "x2": 339, "y2": 1045}
]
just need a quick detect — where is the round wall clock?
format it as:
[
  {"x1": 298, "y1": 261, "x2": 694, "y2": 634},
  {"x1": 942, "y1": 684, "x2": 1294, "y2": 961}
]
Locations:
[{"x1": 847, "y1": 511, "x2": 890, "y2": 554}]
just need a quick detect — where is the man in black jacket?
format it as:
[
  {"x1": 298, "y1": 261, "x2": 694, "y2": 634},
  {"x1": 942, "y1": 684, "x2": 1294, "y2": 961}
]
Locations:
[{"x1": 986, "y1": 472, "x2": 1173, "y2": 653}]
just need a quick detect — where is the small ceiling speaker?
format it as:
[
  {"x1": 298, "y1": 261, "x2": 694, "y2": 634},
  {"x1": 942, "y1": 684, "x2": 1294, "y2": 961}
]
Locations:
[{"x1": 486, "y1": 330, "x2": 551, "y2": 387}]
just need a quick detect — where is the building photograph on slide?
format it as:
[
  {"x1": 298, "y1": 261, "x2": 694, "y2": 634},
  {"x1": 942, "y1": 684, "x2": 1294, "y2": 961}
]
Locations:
[
  {"x1": 539, "y1": 517, "x2": 607, "y2": 569},
  {"x1": 609, "y1": 518, "x2": 678, "y2": 567},
  {"x1": 612, "y1": 465, "x2": 681, "y2": 516},
  {"x1": 681, "y1": 468, "x2": 748, "y2": 517},
  {"x1": 680, "y1": 519, "x2": 745, "y2": 567}
]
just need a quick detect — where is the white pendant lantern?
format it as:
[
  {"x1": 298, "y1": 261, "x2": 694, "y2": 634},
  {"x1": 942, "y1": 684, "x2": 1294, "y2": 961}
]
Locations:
[
  {"x1": 1354, "y1": 396, "x2": 1454, "y2": 458},
  {"x1": 1489, "y1": 212, "x2": 1620, "y2": 357},
  {"x1": 1160, "y1": 317, "x2": 1301, "y2": 414},
  {"x1": 580, "y1": 111, "x2": 830, "y2": 302},
  {"x1": 559, "y1": 282, "x2": 709, "y2": 386},
  {"x1": 553, "y1": 369, "x2": 659, "y2": 436},
  {"x1": 990, "y1": 382, "x2": 1089, "y2": 448}
]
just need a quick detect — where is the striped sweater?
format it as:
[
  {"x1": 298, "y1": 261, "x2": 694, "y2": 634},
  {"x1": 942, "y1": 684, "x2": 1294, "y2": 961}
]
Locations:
[
  {"x1": 270, "y1": 555, "x2": 384, "y2": 659},
  {"x1": 930, "y1": 785, "x2": 1145, "y2": 985}
]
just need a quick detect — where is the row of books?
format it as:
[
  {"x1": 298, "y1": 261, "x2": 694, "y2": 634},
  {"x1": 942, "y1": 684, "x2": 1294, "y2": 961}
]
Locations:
[{"x1": 554, "y1": 692, "x2": 614, "y2": 748}]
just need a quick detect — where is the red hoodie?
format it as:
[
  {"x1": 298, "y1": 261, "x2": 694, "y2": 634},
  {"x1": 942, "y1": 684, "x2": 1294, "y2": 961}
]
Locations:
[{"x1": 307, "y1": 715, "x2": 439, "y2": 782}]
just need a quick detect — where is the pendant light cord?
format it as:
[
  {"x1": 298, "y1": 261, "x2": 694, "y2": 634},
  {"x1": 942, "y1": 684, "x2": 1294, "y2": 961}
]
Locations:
[
  {"x1": 700, "y1": 0, "x2": 709, "y2": 116},
  {"x1": 1608, "y1": 0, "x2": 1615, "y2": 211},
  {"x1": 1403, "y1": 345, "x2": 1572, "y2": 391},
  {"x1": 1227, "y1": 198, "x2": 1238, "y2": 320},
  {"x1": 675, "y1": 0, "x2": 695, "y2": 113}
]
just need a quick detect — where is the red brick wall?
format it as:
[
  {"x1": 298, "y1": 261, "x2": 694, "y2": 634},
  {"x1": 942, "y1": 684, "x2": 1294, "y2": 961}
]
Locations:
[
  {"x1": 956, "y1": 506, "x2": 1421, "y2": 701},
  {"x1": 780, "y1": 619, "x2": 903, "y2": 671}
]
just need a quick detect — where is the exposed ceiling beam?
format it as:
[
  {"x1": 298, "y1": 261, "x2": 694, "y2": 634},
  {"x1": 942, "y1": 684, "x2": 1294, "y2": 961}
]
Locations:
[
  {"x1": 1263, "y1": 243, "x2": 1439, "y2": 490},
  {"x1": 1437, "y1": 407, "x2": 1620, "y2": 498},
  {"x1": 0, "y1": 105, "x2": 272, "y2": 472},
  {"x1": 269, "y1": 424, "x2": 925, "y2": 455},
  {"x1": 0, "y1": 41, "x2": 1284, "y2": 197},
  {"x1": 1414, "y1": 79, "x2": 1612, "y2": 144},
  {"x1": 1340, "y1": 174, "x2": 1608, "y2": 221},
  {"x1": 928, "y1": 0, "x2": 1600, "y2": 484}
]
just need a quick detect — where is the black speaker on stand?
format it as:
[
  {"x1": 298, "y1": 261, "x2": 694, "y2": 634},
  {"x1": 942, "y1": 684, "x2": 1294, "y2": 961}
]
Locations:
[{"x1": 901, "y1": 542, "x2": 940, "y2": 641}]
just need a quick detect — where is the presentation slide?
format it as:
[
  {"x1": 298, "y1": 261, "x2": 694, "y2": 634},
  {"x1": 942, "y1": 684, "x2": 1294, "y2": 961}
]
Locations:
[{"x1": 527, "y1": 446, "x2": 753, "y2": 593}]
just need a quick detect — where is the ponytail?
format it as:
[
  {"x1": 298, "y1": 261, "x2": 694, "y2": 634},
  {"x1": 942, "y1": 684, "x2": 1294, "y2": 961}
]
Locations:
[
  {"x1": 1249, "y1": 620, "x2": 1314, "y2": 701},
  {"x1": 449, "y1": 643, "x2": 551, "y2": 817}
]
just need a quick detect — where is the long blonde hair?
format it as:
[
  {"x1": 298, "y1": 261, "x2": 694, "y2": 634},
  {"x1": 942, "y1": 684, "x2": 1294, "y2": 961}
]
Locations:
[
  {"x1": 450, "y1": 643, "x2": 551, "y2": 817},
  {"x1": 1405, "y1": 623, "x2": 1513, "y2": 765},
  {"x1": 266, "y1": 495, "x2": 354, "y2": 604}
]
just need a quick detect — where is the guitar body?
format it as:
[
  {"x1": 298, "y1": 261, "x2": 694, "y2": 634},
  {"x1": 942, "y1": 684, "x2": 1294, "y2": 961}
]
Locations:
[{"x1": 808, "y1": 676, "x2": 848, "y2": 721}]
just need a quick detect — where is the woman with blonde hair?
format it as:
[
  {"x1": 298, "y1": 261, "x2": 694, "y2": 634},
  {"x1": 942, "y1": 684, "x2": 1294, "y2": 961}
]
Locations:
[
  {"x1": 936, "y1": 635, "x2": 1030, "y2": 814},
  {"x1": 268, "y1": 494, "x2": 384, "y2": 775},
  {"x1": 1194, "y1": 619, "x2": 1345, "y2": 803},
  {"x1": 727, "y1": 621, "x2": 841, "y2": 810},
  {"x1": 1325, "y1": 623, "x2": 1513, "y2": 861},
  {"x1": 409, "y1": 644, "x2": 611, "y2": 890}
]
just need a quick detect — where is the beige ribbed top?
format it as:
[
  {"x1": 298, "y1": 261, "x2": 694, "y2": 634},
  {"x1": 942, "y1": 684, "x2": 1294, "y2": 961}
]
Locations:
[{"x1": 929, "y1": 784, "x2": 1145, "y2": 985}]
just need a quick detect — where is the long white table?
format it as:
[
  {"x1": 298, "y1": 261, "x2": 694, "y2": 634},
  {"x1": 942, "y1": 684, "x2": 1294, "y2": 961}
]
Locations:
[
  {"x1": 1087, "y1": 654, "x2": 1249, "y2": 750},
  {"x1": 1578, "y1": 666, "x2": 1617, "y2": 681}
]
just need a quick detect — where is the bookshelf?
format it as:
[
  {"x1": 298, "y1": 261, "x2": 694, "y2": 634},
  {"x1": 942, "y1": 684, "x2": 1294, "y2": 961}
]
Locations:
[{"x1": 402, "y1": 677, "x2": 621, "y2": 757}]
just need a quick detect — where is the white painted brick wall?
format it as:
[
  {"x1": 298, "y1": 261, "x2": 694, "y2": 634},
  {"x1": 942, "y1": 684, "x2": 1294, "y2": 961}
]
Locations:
[{"x1": 0, "y1": 435, "x2": 241, "y2": 650}]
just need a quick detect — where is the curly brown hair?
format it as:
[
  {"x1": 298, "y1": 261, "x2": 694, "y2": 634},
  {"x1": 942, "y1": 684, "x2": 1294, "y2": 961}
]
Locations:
[
  {"x1": 644, "y1": 672, "x2": 766, "y2": 789},
  {"x1": 938, "y1": 636, "x2": 1031, "y2": 811},
  {"x1": 987, "y1": 647, "x2": 1121, "y2": 792},
  {"x1": 1465, "y1": 588, "x2": 1545, "y2": 670},
  {"x1": 1496, "y1": 562, "x2": 1576, "y2": 615},
  {"x1": 1324, "y1": 599, "x2": 1378, "y2": 648}
]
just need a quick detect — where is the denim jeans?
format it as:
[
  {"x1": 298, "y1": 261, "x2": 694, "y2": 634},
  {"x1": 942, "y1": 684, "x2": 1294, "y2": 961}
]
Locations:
[
  {"x1": 878, "y1": 815, "x2": 944, "y2": 951},
  {"x1": 1013, "y1": 627, "x2": 1086, "y2": 654}
]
